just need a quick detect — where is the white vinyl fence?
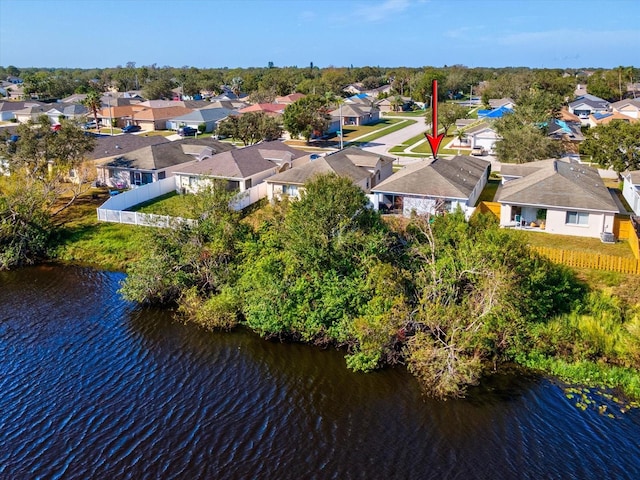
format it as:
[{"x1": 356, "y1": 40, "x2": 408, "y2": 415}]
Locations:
[
  {"x1": 97, "y1": 178, "x2": 195, "y2": 228},
  {"x1": 231, "y1": 183, "x2": 267, "y2": 211},
  {"x1": 97, "y1": 177, "x2": 268, "y2": 228}
]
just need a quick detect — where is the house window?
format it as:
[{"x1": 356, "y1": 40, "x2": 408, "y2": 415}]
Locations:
[
  {"x1": 566, "y1": 211, "x2": 589, "y2": 225},
  {"x1": 283, "y1": 184, "x2": 298, "y2": 196},
  {"x1": 158, "y1": 172, "x2": 166, "y2": 180}
]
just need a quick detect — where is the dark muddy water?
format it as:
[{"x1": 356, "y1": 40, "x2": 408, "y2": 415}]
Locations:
[{"x1": 1, "y1": 265, "x2": 639, "y2": 479}]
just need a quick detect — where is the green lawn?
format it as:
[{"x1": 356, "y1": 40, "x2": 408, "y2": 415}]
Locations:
[
  {"x1": 520, "y1": 231, "x2": 636, "y2": 258},
  {"x1": 476, "y1": 179, "x2": 500, "y2": 203},
  {"x1": 129, "y1": 191, "x2": 193, "y2": 217}
]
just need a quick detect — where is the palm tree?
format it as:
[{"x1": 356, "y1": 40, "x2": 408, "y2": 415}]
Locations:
[
  {"x1": 82, "y1": 90, "x2": 102, "y2": 130},
  {"x1": 230, "y1": 76, "x2": 243, "y2": 98},
  {"x1": 391, "y1": 95, "x2": 404, "y2": 112}
]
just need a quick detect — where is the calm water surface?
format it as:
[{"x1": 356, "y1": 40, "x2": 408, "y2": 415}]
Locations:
[{"x1": 1, "y1": 265, "x2": 639, "y2": 479}]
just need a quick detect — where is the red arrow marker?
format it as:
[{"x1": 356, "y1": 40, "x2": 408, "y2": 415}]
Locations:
[{"x1": 424, "y1": 79, "x2": 444, "y2": 159}]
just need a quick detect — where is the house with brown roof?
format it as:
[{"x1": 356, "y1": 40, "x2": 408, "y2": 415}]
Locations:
[
  {"x1": 587, "y1": 111, "x2": 637, "y2": 127},
  {"x1": 95, "y1": 138, "x2": 234, "y2": 188},
  {"x1": 496, "y1": 158, "x2": 620, "y2": 238},
  {"x1": 130, "y1": 105, "x2": 195, "y2": 131},
  {"x1": 265, "y1": 146, "x2": 395, "y2": 200},
  {"x1": 275, "y1": 93, "x2": 305, "y2": 104},
  {"x1": 238, "y1": 103, "x2": 286, "y2": 116},
  {"x1": 371, "y1": 155, "x2": 490, "y2": 217},
  {"x1": 172, "y1": 141, "x2": 306, "y2": 196}
]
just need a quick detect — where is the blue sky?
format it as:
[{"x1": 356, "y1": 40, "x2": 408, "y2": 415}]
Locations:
[{"x1": 1, "y1": 0, "x2": 638, "y2": 69}]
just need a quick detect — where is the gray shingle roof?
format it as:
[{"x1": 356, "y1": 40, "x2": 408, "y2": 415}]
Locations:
[
  {"x1": 169, "y1": 107, "x2": 237, "y2": 123},
  {"x1": 99, "y1": 138, "x2": 234, "y2": 171},
  {"x1": 173, "y1": 141, "x2": 306, "y2": 179},
  {"x1": 266, "y1": 150, "x2": 371, "y2": 186},
  {"x1": 372, "y1": 155, "x2": 489, "y2": 199},
  {"x1": 89, "y1": 133, "x2": 170, "y2": 161},
  {"x1": 496, "y1": 159, "x2": 618, "y2": 212}
]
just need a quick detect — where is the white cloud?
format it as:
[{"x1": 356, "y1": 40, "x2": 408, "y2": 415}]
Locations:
[{"x1": 354, "y1": 0, "x2": 412, "y2": 23}]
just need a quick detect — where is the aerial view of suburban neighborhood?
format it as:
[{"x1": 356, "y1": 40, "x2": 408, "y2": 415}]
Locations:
[{"x1": 1, "y1": 0, "x2": 640, "y2": 478}]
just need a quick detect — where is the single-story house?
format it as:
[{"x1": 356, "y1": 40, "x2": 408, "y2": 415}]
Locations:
[
  {"x1": 587, "y1": 111, "x2": 637, "y2": 127},
  {"x1": 488, "y1": 98, "x2": 516, "y2": 110},
  {"x1": 167, "y1": 107, "x2": 238, "y2": 132},
  {"x1": 327, "y1": 103, "x2": 380, "y2": 133},
  {"x1": 364, "y1": 84, "x2": 393, "y2": 98},
  {"x1": 371, "y1": 155, "x2": 490, "y2": 217},
  {"x1": 343, "y1": 83, "x2": 365, "y2": 95},
  {"x1": 496, "y1": 158, "x2": 620, "y2": 238},
  {"x1": 237, "y1": 103, "x2": 286, "y2": 117},
  {"x1": 13, "y1": 102, "x2": 88, "y2": 124},
  {"x1": 172, "y1": 141, "x2": 306, "y2": 194},
  {"x1": 95, "y1": 138, "x2": 234, "y2": 189},
  {"x1": 464, "y1": 121, "x2": 500, "y2": 153},
  {"x1": 45, "y1": 103, "x2": 88, "y2": 123},
  {"x1": 88, "y1": 133, "x2": 170, "y2": 163},
  {"x1": 275, "y1": 93, "x2": 305, "y2": 104},
  {"x1": 378, "y1": 96, "x2": 412, "y2": 113},
  {"x1": 0, "y1": 101, "x2": 36, "y2": 121},
  {"x1": 568, "y1": 94, "x2": 610, "y2": 123},
  {"x1": 131, "y1": 105, "x2": 195, "y2": 131},
  {"x1": 265, "y1": 146, "x2": 394, "y2": 200},
  {"x1": 622, "y1": 170, "x2": 640, "y2": 216},
  {"x1": 477, "y1": 105, "x2": 513, "y2": 119},
  {"x1": 546, "y1": 119, "x2": 584, "y2": 147},
  {"x1": 208, "y1": 99, "x2": 251, "y2": 110},
  {"x1": 611, "y1": 99, "x2": 640, "y2": 119}
]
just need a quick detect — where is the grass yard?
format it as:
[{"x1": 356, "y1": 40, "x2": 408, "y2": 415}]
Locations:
[
  {"x1": 129, "y1": 191, "x2": 192, "y2": 217},
  {"x1": 333, "y1": 118, "x2": 406, "y2": 142},
  {"x1": 476, "y1": 179, "x2": 500, "y2": 203},
  {"x1": 519, "y1": 231, "x2": 637, "y2": 259},
  {"x1": 51, "y1": 189, "x2": 148, "y2": 270}
]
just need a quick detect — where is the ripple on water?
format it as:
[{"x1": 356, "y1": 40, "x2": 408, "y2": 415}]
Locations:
[{"x1": 1, "y1": 265, "x2": 640, "y2": 480}]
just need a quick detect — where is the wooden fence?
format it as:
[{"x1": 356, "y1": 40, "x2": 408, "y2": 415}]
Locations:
[
  {"x1": 476, "y1": 201, "x2": 501, "y2": 218},
  {"x1": 614, "y1": 215, "x2": 640, "y2": 260},
  {"x1": 530, "y1": 246, "x2": 640, "y2": 274}
]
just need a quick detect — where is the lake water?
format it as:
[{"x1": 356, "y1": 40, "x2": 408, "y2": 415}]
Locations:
[{"x1": 1, "y1": 265, "x2": 639, "y2": 479}]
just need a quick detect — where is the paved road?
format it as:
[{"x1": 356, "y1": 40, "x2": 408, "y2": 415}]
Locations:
[{"x1": 360, "y1": 115, "x2": 428, "y2": 161}]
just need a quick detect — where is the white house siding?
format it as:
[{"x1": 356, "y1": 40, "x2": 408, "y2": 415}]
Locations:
[
  {"x1": 470, "y1": 129, "x2": 499, "y2": 152},
  {"x1": 402, "y1": 196, "x2": 467, "y2": 217},
  {"x1": 500, "y1": 204, "x2": 614, "y2": 238},
  {"x1": 623, "y1": 176, "x2": 640, "y2": 215},
  {"x1": 615, "y1": 106, "x2": 638, "y2": 119}
]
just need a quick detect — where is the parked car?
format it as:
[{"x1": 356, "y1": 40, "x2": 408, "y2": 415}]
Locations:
[
  {"x1": 51, "y1": 123, "x2": 62, "y2": 132},
  {"x1": 471, "y1": 146, "x2": 486, "y2": 156},
  {"x1": 82, "y1": 121, "x2": 97, "y2": 130},
  {"x1": 178, "y1": 126, "x2": 197, "y2": 136},
  {"x1": 122, "y1": 125, "x2": 141, "y2": 133}
]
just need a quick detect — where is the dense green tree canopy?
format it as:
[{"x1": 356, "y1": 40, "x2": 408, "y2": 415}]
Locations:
[
  {"x1": 282, "y1": 94, "x2": 331, "y2": 142},
  {"x1": 581, "y1": 121, "x2": 640, "y2": 172},
  {"x1": 217, "y1": 112, "x2": 283, "y2": 145},
  {"x1": 0, "y1": 117, "x2": 95, "y2": 269},
  {"x1": 426, "y1": 102, "x2": 469, "y2": 135}
]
